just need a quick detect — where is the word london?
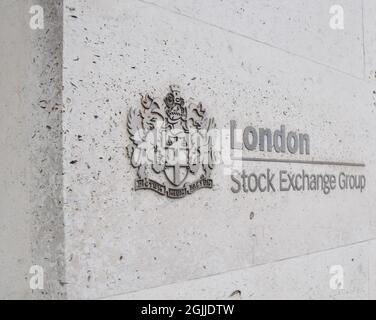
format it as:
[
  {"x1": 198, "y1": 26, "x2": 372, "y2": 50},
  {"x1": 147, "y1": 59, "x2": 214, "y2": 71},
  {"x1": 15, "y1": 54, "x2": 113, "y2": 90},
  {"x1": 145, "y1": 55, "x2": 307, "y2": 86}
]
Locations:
[{"x1": 230, "y1": 120, "x2": 310, "y2": 154}]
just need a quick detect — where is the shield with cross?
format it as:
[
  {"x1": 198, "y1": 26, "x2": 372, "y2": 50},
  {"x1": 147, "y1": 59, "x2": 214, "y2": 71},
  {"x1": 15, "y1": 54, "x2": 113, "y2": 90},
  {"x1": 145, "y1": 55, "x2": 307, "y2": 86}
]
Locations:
[{"x1": 163, "y1": 130, "x2": 189, "y2": 187}]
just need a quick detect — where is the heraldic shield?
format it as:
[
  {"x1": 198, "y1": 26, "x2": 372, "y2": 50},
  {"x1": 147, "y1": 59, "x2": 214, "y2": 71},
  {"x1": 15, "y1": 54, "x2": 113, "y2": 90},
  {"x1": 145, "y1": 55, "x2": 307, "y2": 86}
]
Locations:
[{"x1": 163, "y1": 130, "x2": 189, "y2": 187}]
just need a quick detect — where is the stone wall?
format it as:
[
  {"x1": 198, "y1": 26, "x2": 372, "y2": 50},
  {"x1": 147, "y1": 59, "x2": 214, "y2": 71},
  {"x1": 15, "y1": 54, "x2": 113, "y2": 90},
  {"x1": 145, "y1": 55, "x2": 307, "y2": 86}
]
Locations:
[
  {"x1": 1, "y1": 0, "x2": 376, "y2": 299},
  {"x1": 0, "y1": 0, "x2": 64, "y2": 299}
]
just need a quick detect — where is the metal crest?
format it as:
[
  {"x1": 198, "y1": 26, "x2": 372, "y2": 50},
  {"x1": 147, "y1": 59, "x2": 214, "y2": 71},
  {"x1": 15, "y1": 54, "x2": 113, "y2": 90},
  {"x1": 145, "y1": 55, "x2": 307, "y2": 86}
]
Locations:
[{"x1": 127, "y1": 85, "x2": 216, "y2": 198}]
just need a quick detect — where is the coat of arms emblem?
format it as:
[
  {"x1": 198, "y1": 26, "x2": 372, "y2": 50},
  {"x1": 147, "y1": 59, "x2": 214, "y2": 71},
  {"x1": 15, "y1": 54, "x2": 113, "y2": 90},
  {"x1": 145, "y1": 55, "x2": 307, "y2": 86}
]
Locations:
[{"x1": 126, "y1": 85, "x2": 216, "y2": 198}]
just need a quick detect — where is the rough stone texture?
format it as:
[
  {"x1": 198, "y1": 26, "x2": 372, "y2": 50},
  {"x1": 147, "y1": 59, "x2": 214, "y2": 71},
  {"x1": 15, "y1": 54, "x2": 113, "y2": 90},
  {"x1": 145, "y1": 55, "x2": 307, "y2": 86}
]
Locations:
[
  {"x1": 0, "y1": 0, "x2": 65, "y2": 299},
  {"x1": 108, "y1": 241, "x2": 371, "y2": 300},
  {"x1": 29, "y1": 0, "x2": 65, "y2": 300},
  {"x1": 62, "y1": 0, "x2": 376, "y2": 299},
  {"x1": 1, "y1": 0, "x2": 376, "y2": 300},
  {"x1": 144, "y1": 0, "x2": 365, "y2": 79}
]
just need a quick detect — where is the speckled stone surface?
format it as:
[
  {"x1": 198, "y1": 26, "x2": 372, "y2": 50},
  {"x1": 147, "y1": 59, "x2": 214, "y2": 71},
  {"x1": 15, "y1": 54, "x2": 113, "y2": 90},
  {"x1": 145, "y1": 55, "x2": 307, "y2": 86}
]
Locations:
[
  {"x1": 2, "y1": 0, "x2": 376, "y2": 300},
  {"x1": 1, "y1": 0, "x2": 65, "y2": 299},
  {"x1": 61, "y1": 0, "x2": 376, "y2": 299},
  {"x1": 110, "y1": 240, "x2": 372, "y2": 300},
  {"x1": 29, "y1": 0, "x2": 65, "y2": 300}
]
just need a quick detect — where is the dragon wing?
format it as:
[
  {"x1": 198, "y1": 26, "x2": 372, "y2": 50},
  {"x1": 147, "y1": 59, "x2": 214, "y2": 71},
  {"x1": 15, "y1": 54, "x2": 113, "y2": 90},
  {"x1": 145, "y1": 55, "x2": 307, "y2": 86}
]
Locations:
[{"x1": 127, "y1": 107, "x2": 145, "y2": 145}]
